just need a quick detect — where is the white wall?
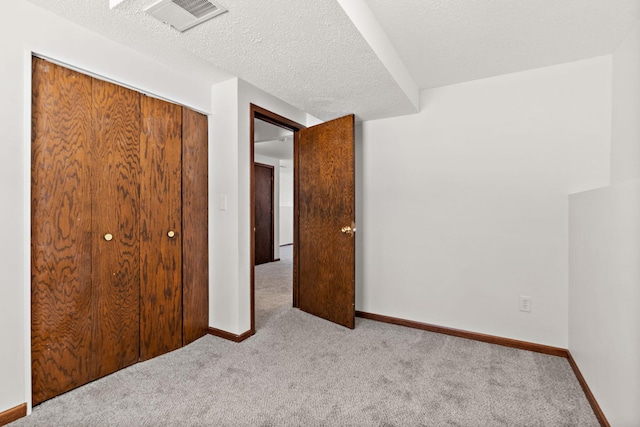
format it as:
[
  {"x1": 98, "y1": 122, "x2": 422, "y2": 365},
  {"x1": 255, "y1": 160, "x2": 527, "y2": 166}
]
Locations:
[
  {"x1": 209, "y1": 79, "x2": 240, "y2": 334},
  {"x1": 569, "y1": 19, "x2": 640, "y2": 426},
  {"x1": 3, "y1": 2, "x2": 632, "y2": 423},
  {"x1": 209, "y1": 78, "x2": 310, "y2": 335},
  {"x1": 279, "y1": 166, "x2": 294, "y2": 245},
  {"x1": 0, "y1": 0, "x2": 216, "y2": 414},
  {"x1": 359, "y1": 57, "x2": 611, "y2": 348},
  {"x1": 569, "y1": 181, "x2": 640, "y2": 426},
  {"x1": 254, "y1": 154, "x2": 281, "y2": 259},
  {"x1": 610, "y1": 20, "x2": 640, "y2": 185}
]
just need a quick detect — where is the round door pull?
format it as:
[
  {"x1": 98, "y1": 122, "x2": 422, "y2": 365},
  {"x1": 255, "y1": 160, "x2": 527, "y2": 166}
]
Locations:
[
  {"x1": 341, "y1": 223, "x2": 356, "y2": 237},
  {"x1": 340, "y1": 226, "x2": 354, "y2": 236},
  {"x1": 167, "y1": 230, "x2": 176, "y2": 238},
  {"x1": 104, "y1": 233, "x2": 113, "y2": 241}
]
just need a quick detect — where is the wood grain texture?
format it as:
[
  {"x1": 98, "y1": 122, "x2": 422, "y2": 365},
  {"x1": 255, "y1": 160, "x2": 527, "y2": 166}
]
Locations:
[
  {"x1": 181, "y1": 108, "x2": 209, "y2": 346},
  {"x1": 91, "y1": 79, "x2": 141, "y2": 378},
  {"x1": 140, "y1": 95, "x2": 183, "y2": 360},
  {"x1": 207, "y1": 327, "x2": 253, "y2": 343},
  {"x1": 31, "y1": 58, "x2": 94, "y2": 405},
  {"x1": 566, "y1": 352, "x2": 611, "y2": 427},
  {"x1": 355, "y1": 311, "x2": 569, "y2": 357},
  {"x1": 0, "y1": 403, "x2": 27, "y2": 426},
  {"x1": 254, "y1": 163, "x2": 274, "y2": 265},
  {"x1": 298, "y1": 115, "x2": 356, "y2": 329},
  {"x1": 251, "y1": 104, "x2": 305, "y2": 131}
]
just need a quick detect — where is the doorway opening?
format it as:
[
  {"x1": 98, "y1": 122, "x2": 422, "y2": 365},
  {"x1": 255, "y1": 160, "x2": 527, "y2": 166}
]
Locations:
[
  {"x1": 250, "y1": 105, "x2": 304, "y2": 334},
  {"x1": 250, "y1": 105, "x2": 357, "y2": 335}
]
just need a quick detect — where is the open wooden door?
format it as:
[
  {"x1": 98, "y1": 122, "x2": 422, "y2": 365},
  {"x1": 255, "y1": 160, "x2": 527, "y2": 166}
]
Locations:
[{"x1": 297, "y1": 115, "x2": 356, "y2": 329}]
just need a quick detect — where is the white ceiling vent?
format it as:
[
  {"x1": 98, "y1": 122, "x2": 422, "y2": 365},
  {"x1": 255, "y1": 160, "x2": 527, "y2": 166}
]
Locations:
[{"x1": 145, "y1": 0, "x2": 228, "y2": 32}]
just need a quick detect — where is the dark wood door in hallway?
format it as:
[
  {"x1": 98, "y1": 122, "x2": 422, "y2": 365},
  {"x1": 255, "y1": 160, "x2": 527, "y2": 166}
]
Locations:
[{"x1": 254, "y1": 163, "x2": 275, "y2": 265}]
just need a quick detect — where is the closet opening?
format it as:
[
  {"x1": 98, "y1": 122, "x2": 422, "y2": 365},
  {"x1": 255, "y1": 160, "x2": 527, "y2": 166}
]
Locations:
[{"x1": 30, "y1": 56, "x2": 208, "y2": 404}]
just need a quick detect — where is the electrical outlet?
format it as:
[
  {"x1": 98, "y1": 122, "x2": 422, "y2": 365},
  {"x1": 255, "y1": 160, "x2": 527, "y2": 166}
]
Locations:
[{"x1": 520, "y1": 296, "x2": 532, "y2": 313}]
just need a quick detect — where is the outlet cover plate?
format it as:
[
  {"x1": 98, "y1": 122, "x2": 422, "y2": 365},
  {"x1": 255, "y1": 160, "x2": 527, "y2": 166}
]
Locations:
[{"x1": 520, "y1": 296, "x2": 532, "y2": 312}]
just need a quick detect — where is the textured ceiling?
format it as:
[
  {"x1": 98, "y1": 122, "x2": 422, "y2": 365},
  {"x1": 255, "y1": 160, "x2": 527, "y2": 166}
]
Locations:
[
  {"x1": 24, "y1": 0, "x2": 640, "y2": 120},
  {"x1": 25, "y1": 0, "x2": 417, "y2": 121},
  {"x1": 365, "y1": 0, "x2": 640, "y2": 90}
]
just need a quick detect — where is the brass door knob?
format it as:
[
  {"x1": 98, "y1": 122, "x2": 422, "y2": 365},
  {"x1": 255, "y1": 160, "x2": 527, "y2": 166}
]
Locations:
[
  {"x1": 104, "y1": 233, "x2": 113, "y2": 241},
  {"x1": 341, "y1": 226, "x2": 354, "y2": 236},
  {"x1": 167, "y1": 230, "x2": 176, "y2": 238}
]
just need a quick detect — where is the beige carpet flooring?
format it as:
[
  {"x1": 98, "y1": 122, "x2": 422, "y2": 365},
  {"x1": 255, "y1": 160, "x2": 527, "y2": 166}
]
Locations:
[{"x1": 11, "y1": 245, "x2": 598, "y2": 426}]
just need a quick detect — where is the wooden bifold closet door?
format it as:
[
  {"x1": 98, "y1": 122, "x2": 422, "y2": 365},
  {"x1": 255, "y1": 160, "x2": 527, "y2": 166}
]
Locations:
[
  {"x1": 31, "y1": 58, "x2": 208, "y2": 405},
  {"x1": 31, "y1": 57, "x2": 96, "y2": 404},
  {"x1": 139, "y1": 95, "x2": 183, "y2": 361},
  {"x1": 91, "y1": 78, "x2": 142, "y2": 378}
]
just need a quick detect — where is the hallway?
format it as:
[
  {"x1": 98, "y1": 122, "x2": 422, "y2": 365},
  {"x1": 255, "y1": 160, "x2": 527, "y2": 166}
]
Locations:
[{"x1": 255, "y1": 245, "x2": 293, "y2": 329}]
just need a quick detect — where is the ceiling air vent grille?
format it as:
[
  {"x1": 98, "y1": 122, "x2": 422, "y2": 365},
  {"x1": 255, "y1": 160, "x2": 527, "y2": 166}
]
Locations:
[
  {"x1": 172, "y1": 0, "x2": 217, "y2": 18},
  {"x1": 145, "y1": 0, "x2": 227, "y2": 32}
]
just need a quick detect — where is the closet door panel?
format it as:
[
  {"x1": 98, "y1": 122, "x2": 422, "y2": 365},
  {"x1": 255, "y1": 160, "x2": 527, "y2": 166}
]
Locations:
[
  {"x1": 182, "y1": 108, "x2": 209, "y2": 345},
  {"x1": 31, "y1": 58, "x2": 94, "y2": 404},
  {"x1": 91, "y1": 79, "x2": 141, "y2": 377},
  {"x1": 140, "y1": 96, "x2": 183, "y2": 360}
]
